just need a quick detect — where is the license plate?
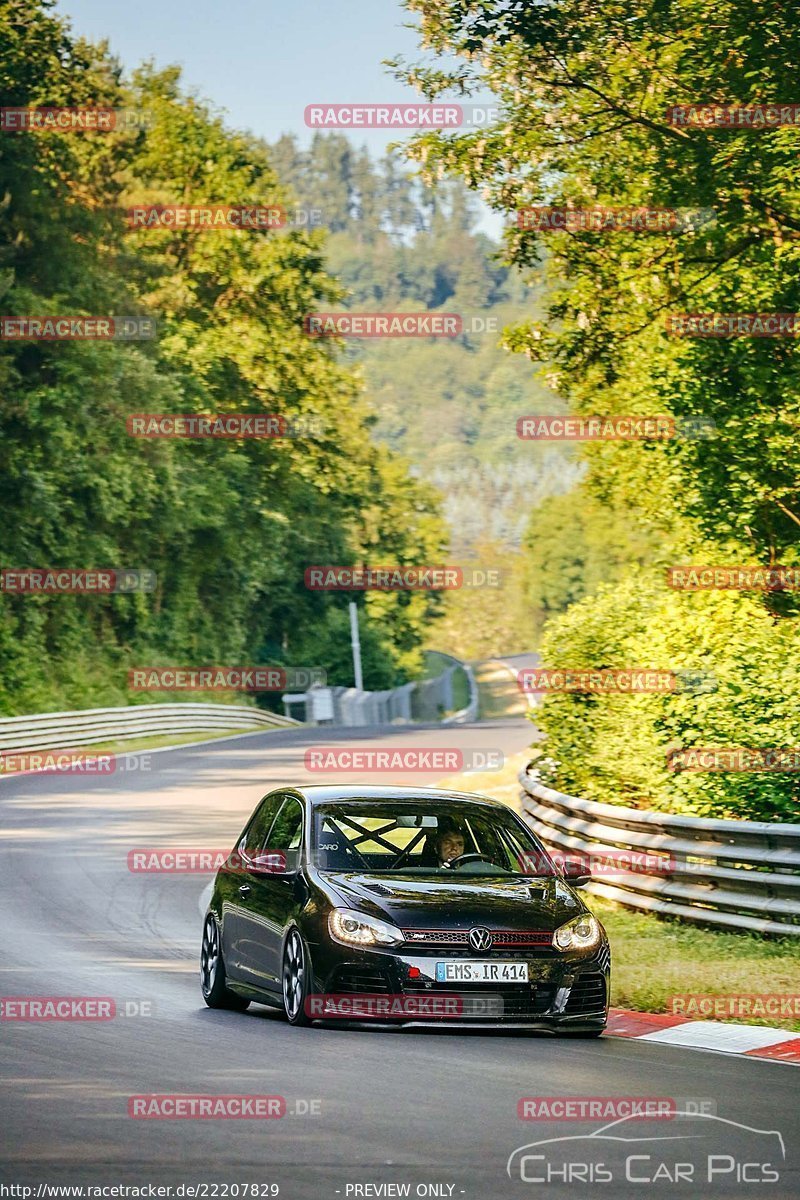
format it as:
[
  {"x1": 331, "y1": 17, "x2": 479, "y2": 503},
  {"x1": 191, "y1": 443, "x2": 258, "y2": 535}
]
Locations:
[{"x1": 435, "y1": 961, "x2": 529, "y2": 983}]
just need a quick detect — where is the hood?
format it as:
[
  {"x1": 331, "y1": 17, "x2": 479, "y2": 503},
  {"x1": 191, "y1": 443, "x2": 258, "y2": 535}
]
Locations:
[{"x1": 319, "y1": 871, "x2": 586, "y2": 931}]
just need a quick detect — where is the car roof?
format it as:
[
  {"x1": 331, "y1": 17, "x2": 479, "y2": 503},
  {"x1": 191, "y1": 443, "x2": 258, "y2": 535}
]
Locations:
[{"x1": 279, "y1": 784, "x2": 506, "y2": 809}]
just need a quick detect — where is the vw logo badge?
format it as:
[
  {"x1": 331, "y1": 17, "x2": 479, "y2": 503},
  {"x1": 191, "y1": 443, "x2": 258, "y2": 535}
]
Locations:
[{"x1": 469, "y1": 926, "x2": 493, "y2": 952}]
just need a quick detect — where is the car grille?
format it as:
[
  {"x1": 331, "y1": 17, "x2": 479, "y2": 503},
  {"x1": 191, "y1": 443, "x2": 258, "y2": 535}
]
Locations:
[
  {"x1": 565, "y1": 973, "x2": 607, "y2": 1015},
  {"x1": 402, "y1": 929, "x2": 553, "y2": 949},
  {"x1": 329, "y1": 966, "x2": 392, "y2": 994},
  {"x1": 403, "y1": 978, "x2": 556, "y2": 1018}
]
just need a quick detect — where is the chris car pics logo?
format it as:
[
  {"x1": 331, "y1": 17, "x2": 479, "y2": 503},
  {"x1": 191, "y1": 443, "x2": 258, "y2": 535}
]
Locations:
[{"x1": 507, "y1": 1112, "x2": 784, "y2": 1185}]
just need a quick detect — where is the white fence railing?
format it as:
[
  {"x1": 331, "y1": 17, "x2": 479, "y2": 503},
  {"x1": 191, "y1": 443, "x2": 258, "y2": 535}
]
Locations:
[
  {"x1": 519, "y1": 764, "x2": 800, "y2": 937},
  {"x1": 295, "y1": 657, "x2": 478, "y2": 727},
  {"x1": 328, "y1": 684, "x2": 416, "y2": 726},
  {"x1": 0, "y1": 703, "x2": 298, "y2": 753}
]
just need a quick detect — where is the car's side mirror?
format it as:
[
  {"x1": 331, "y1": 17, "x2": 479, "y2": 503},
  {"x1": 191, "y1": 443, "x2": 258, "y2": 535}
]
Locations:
[{"x1": 562, "y1": 858, "x2": 591, "y2": 888}]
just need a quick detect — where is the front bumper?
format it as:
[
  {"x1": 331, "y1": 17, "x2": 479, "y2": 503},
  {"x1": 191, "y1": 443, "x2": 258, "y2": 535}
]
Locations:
[{"x1": 314, "y1": 943, "x2": 610, "y2": 1028}]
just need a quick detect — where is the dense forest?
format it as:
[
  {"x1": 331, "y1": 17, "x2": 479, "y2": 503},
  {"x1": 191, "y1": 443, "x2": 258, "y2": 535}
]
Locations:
[{"x1": 0, "y1": 2, "x2": 458, "y2": 712}]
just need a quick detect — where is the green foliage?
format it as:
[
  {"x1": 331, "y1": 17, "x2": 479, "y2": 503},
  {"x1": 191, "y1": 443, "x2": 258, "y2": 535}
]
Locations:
[
  {"x1": 519, "y1": 486, "x2": 660, "y2": 641},
  {"x1": 394, "y1": 0, "x2": 800, "y2": 575},
  {"x1": 393, "y1": 0, "x2": 800, "y2": 820},
  {"x1": 0, "y1": 1, "x2": 446, "y2": 714},
  {"x1": 428, "y1": 541, "x2": 530, "y2": 660},
  {"x1": 533, "y1": 575, "x2": 800, "y2": 820}
]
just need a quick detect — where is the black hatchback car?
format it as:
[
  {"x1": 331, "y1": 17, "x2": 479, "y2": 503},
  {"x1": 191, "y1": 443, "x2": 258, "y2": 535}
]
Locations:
[{"x1": 201, "y1": 785, "x2": 610, "y2": 1033}]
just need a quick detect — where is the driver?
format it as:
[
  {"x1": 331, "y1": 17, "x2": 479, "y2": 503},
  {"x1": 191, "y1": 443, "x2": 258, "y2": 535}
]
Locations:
[{"x1": 436, "y1": 822, "x2": 466, "y2": 867}]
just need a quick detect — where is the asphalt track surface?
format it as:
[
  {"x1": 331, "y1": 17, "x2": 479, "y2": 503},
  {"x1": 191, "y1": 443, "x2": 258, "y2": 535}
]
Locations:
[{"x1": 1, "y1": 718, "x2": 797, "y2": 1200}]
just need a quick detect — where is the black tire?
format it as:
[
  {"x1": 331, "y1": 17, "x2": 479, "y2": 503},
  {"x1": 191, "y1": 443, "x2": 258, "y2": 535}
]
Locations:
[
  {"x1": 282, "y1": 928, "x2": 313, "y2": 1026},
  {"x1": 201, "y1": 914, "x2": 250, "y2": 1011}
]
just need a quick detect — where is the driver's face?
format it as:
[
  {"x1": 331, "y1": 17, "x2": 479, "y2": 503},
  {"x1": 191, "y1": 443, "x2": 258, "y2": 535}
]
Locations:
[{"x1": 438, "y1": 832, "x2": 465, "y2": 861}]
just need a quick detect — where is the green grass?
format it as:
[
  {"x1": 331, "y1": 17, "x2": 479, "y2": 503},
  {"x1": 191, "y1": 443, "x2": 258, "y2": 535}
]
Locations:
[
  {"x1": 423, "y1": 651, "x2": 471, "y2": 713},
  {"x1": 450, "y1": 666, "x2": 471, "y2": 712},
  {"x1": 590, "y1": 898, "x2": 800, "y2": 1032}
]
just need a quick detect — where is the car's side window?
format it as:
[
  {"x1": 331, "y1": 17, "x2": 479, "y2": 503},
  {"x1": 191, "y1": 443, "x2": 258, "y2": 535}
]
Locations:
[
  {"x1": 238, "y1": 793, "x2": 285, "y2": 860},
  {"x1": 263, "y1": 796, "x2": 304, "y2": 871}
]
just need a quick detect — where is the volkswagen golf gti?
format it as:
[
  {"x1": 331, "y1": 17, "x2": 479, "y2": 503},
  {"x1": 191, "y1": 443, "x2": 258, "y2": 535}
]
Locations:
[{"x1": 200, "y1": 785, "x2": 610, "y2": 1032}]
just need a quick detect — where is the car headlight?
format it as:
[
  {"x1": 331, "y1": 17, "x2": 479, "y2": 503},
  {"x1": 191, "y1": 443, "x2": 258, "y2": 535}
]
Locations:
[
  {"x1": 554, "y1": 913, "x2": 600, "y2": 952},
  {"x1": 328, "y1": 908, "x2": 403, "y2": 948}
]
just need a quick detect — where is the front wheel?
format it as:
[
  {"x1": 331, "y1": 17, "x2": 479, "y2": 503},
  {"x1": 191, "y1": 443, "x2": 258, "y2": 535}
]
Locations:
[
  {"x1": 201, "y1": 914, "x2": 250, "y2": 1011},
  {"x1": 282, "y1": 928, "x2": 313, "y2": 1026}
]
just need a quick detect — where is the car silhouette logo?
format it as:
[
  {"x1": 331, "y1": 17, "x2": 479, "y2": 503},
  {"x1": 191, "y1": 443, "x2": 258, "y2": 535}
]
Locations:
[
  {"x1": 469, "y1": 927, "x2": 493, "y2": 951},
  {"x1": 506, "y1": 1112, "x2": 786, "y2": 1181}
]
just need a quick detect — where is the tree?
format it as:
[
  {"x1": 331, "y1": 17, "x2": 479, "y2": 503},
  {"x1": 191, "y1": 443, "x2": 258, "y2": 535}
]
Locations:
[{"x1": 391, "y1": 0, "x2": 800, "y2": 580}]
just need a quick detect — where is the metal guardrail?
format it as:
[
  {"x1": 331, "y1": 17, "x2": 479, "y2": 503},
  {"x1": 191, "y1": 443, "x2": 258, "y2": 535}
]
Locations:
[
  {"x1": 519, "y1": 764, "x2": 800, "y2": 937},
  {"x1": 294, "y1": 655, "x2": 477, "y2": 727},
  {"x1": 0, "y1": 703, "x2": 299, "y2": 753},
  {"x1": 329, "y1": 683, "x2": 417, "y2": 727}
]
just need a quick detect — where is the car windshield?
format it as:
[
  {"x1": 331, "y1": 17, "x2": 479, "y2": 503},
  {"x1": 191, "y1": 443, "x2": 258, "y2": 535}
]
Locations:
[{"x1": 312, "y1": 800, "x2": 555, "y2": 876}]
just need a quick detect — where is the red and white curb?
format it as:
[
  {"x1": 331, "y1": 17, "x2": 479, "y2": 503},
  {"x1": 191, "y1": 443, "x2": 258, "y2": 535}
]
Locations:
[{"x1": 607, "y1": 1007, "x2": 800, "y2": 1064}]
